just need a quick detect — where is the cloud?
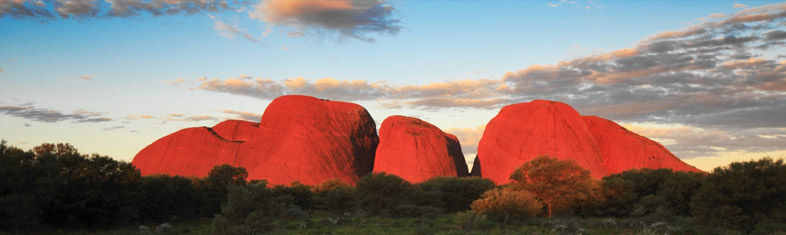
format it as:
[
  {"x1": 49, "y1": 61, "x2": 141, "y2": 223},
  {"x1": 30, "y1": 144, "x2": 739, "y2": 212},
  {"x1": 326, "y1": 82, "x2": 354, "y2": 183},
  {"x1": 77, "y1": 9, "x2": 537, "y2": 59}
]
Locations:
[
  {"x1": 194, "y1": 75, "x2": 507, "y2": 109},
  {"x1": 249, "y1": 0, "x2": 400, "y2": 41},
  {"x1": 0, "y1": 104, "x2": 112, "y2": 123},
  {"x1": 734, "y1": 3, "x2": 747, "y2": 8},
  {"x1": 212, "y1": 17, "x2": 262, "y2": 42},
  {"x1": 102, "y1": 125, "x2": 125, "y2": 131},
  {"x1": 163, "y1": 78, "x2": 185, "y2": 85},
  {"x1": 164, "y1": 113, "x2": 218, "y2": 122},
  {"x1": 222, "y1": 109, "x2": 261, "y2": 122},
  {"x1": 0, "y1": 68, "x2": 4, "y2": 72},
  {"x1": 126, "y1": 114, "x2": 154, "y2": 120},
  {"x1": 444, "y1": 125, "x2": 485, "y2": 156},
  {"x1": 78, "y1": 75, "x2": 93, "y2": 80},
  {"x1": 0, "y1": 0, "x2": 240, "y2": 19}
]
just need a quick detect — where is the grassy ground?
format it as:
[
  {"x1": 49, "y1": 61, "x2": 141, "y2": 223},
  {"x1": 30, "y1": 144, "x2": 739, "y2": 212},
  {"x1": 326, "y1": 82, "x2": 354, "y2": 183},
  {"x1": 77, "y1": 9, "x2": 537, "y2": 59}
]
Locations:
[{"x1": 35, "y1": 214, "x2": 786, "y2": 235}]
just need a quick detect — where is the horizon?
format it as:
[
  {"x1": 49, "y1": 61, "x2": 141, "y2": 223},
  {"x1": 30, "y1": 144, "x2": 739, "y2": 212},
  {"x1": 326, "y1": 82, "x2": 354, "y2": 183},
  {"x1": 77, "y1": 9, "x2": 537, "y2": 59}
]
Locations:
[{"x1": 2, "y1": 0, "x2": 786, "y2": 172}]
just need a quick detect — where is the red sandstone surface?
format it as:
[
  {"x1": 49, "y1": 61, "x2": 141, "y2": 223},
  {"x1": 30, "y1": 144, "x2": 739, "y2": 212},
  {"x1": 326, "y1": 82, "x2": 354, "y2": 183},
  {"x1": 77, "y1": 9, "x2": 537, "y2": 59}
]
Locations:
[
  {"x1": 373, "y1": 116, "x2": 468, "y2": 183},
  {"x1": 133, "y1": 96, "x2": 700, "y2": 186},
  {"x1": 132, "y1": 95, "x2": 378, "y2": 186},
  {"x1": 476, "y1": 100, "x2": 607, "y2": 183},
  {"x1": 583, "y1": 116, "x2": 701, "y2": 175},
  {"x1": 476, "y1": 100, "x2": 701, "y2": 184}
]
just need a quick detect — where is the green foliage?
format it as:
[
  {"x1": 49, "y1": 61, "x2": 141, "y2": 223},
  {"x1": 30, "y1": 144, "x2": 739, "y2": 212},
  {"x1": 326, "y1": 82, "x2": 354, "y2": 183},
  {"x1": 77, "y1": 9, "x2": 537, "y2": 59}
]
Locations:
[
  {"x1": 354, "y1": 173, "x2": 414, "y2": 216},
  {"x1": 470, "y1": 187, "x2": 542, "y2": 223},
  {"x1": 416, "y1": 177, "x2": 495, "y2": 213},
  {"x1": 137, "y1": 175, "x2": 200, "y2": 222},
  {"x1": 691, "y1": 158, "x2": 786, "y2": 231},
  {"x1": 509, "y1": 156, "x2": 595, "y2": 218},
  {"x1": 312, "y1": 179, "x2": 355, "y2": 212},
  {"x1": 273, "y1": 182, "x2": 315, "y2": 211},
  {"x1": 212, "y1": 182, "x2": 284, "y2": 233},
  {"x1": 198, "y1": 164, "x2": 248, "y2": 216},
  {"x1": 587, "y1": 168, "x2": 704, "y2": 218}
]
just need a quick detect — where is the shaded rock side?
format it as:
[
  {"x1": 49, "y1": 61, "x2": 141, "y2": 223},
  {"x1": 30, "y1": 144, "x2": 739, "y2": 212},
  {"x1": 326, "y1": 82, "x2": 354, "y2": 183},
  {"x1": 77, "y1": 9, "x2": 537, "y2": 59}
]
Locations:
[
  {"x1": 476, "y1": 100, "x2": 607, "y2": 184},
  {"x1": 131, "y1": 127, "x2": 243, "y2": 177},
  {"x1": 373, "y1": 116, "x2": 468, "y2": 183},
  {"x1": 582, "y1": 116, "x2": 702, "y2": 175},
  {"x1": 211, "y1": 119, "x2": 259, "y2": 142},
  {"x1": 238, "y1": 95, "x2": 379, "y2": 186}
]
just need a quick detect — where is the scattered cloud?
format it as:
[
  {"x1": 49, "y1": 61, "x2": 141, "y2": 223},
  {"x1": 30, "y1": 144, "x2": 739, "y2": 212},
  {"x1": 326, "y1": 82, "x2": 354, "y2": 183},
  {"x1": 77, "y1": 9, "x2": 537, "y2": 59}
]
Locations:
[
  {"x1": 163, "y1": 78, "x2": 185, "y2": 85},
  {"x1": 222, "y1": 109, "x2": 261, "y2": 122},
  {"x1": 249, "y1": 0, "x2": 400, "y2": 42},
  {"x1": 126, "y1": 114, "x2": 154, "y2": 120},
  {"x1": 444, "y1": 125, "x2": 485, "y2": 156},
  {"x1": 734, "y1": 3, "x2": 747, "y2": 8},
  {"x1": 24, "y1": 123, "x2": 31, "y2": 127},
  {"x1": 0, "y1": 68, "x2": 5, "y2": 72},
  {"x1": 102, "y1": 125, "x2": 125, "y2": 131},
  {"x1": 78, "y1": 75, "x2": 93, "y2": 80},
  {"x1": 164, "y1": 113, "x2": 218, "y2": 122},
  {"x1": 0, "y1": 0, "x2": 242, "y2": 19},
  {"x1": 0, "y1": 104, "x2": 112, "y2": 123},
  {"x1": 211, "y1": 16, "x2": 262, "y2": 42}
]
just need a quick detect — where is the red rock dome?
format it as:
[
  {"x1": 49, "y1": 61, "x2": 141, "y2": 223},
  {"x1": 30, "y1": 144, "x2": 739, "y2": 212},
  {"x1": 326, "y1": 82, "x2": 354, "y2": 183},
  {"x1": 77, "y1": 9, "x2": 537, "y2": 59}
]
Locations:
[
  {"x1": 132, "y1": 95, "x2": 378, "y2": 186},
  {"x1": 131, "y1": 127, "x2": 242, "y2": 177},
  {"x1": 582, "y1": 116, "x2": 701, "y2": 175},
  {"x1": 476, "y1": 100, "x2": 607, "y2": 184},
  {"x1": 373, "y1": 116, "x2": 468, "y2": 183}
]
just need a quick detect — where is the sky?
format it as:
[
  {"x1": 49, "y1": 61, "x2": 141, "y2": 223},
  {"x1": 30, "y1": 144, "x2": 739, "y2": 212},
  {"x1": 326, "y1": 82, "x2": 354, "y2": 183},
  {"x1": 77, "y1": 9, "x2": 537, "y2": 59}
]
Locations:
[{"x1": 1, "y1": 0, "x2": 785, "y2": 171}]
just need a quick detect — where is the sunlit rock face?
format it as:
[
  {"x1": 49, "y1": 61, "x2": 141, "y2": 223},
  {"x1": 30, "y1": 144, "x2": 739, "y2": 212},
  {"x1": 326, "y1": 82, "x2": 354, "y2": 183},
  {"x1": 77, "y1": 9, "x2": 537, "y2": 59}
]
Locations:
[
  {"x1": 582, "y1": 116, "x2": 701, "y2": 175},
  {"x1": 477, "y1": 100, "x2": 607, "y2": 184},
  {"x1": 476, "y1": 100, "x2": 701, "y2": 184},
  {"x1": 134, "y1": 96, "x2": 699, "y2": 186},
  {"x1": 373, "y1": 116, "x2": 469, "y2": 183},
  {"x1": 132, "y1": 95, "x2": 379, "y2": 186}
]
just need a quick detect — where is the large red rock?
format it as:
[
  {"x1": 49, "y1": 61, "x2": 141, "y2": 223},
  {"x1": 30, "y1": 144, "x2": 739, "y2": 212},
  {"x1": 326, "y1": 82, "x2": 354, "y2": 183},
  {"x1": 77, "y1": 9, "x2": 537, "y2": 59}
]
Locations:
[
  {"x1": 238, "y1": 95, "x2": 378, "y2": 186},
  {"x1": 373, "y1": 116, "x2": 468, "y2": 183},
  {"x1": 132, "y1": 127, "x2": 243, "y2": 177},
  {"x1": 477, "y1": 100, "x2": 607, "y2": 184},
  {"x1": 132, "y1": 95, "x2": 378, "y2": 186},
  {"x1": 476, "y1": 100, "x2": 701, "y2": 184},
  {"x1": 582, "y1": 116, "x2": 701, "y2": 175},
  {"x1": 212, "y1": 119, "x2": 259, "y2": 141}
]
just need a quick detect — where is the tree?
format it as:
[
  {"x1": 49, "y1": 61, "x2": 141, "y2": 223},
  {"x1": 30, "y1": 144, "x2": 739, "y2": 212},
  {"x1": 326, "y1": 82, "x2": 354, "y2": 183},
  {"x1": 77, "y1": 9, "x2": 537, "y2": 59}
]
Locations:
[
  {"x1": 470, "y1": 187, "x2": 541, "y2": 224},
  {"x1": 691, "y1": 158, "x2": 786, "y2": 231},
  {"x1": 417, "y1": 177, "x2": 495, "y2": 212},
  {"x1": 509, "y1": 156, "x2": 594, "y2": 218},
  {"x1": 31, "y1": 143, "x2": 78, "y2": 157},
  {"x1": 354, "y1": 173, "x2": 414, "y2": 215}
]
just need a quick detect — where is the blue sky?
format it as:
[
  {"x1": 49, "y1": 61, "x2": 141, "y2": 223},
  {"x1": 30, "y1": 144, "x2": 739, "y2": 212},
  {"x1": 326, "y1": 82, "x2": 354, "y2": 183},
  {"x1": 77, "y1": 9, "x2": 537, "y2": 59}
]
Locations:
[{"x1": 1, "y1": 0, "x2": 785, "y2": 171}]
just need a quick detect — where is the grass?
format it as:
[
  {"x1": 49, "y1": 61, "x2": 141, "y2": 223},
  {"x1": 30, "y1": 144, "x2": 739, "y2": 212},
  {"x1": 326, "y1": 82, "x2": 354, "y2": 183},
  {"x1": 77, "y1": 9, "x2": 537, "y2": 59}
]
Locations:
[{"x1": 37, "y1": 214, "x2": 785, "y2": 235}]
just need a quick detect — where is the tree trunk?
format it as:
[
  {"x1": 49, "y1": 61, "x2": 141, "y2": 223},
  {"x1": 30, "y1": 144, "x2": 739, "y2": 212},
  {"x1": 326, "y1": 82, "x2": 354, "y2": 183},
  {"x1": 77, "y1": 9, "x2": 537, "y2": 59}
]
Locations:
[{"x1": 547, "y1": 201, "x2": 553, "y2": 218}]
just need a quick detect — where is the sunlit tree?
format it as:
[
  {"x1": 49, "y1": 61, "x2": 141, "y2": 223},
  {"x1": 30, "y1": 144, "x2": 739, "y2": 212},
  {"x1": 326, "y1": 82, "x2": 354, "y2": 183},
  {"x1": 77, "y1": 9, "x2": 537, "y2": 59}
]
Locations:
[{"x1": 510, "y1": 156, "x2": 594, "y2": 218}]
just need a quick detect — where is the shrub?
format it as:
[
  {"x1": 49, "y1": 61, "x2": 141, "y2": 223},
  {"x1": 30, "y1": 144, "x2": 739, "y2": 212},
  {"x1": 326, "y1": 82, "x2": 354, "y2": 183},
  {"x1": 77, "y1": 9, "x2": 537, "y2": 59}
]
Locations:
[
  {"x1": 273, "y1": 182, "x2": 314, "y2": 211},
  {"x1": 417, "y1": 177, "x2": 495, "y2": 212},
  {"x1": 454, "y1": 211, "x2": 493, "y2": 230},
  {"x1": 312, "y1": 179, "x2": 354, "y2": 212},
  {"x1": 691, "y1": 158, "x2": 786, "y2": 231},
  {"x1": 509, "y1": 156, "x2": 595, "y2": 218},
  {"x1": 470, "y1": 187, "x2": 541, "y2": 224},
  {"x1": 354, "y1": 173, "x2": 414, "y2": 216},
  {"x1": 212, "y1": 182, "x2": 286, "y2": 233}
]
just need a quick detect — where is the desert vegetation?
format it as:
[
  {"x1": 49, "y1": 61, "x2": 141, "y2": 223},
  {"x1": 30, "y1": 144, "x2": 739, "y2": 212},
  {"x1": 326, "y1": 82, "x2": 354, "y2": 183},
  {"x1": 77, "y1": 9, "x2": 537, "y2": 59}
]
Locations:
[{"x1": 1, "y1": 141, "x2": 785, "y2": 234}]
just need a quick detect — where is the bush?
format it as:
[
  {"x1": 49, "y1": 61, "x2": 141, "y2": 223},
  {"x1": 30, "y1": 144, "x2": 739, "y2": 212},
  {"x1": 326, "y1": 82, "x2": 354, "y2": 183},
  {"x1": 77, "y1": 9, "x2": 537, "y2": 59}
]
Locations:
[
  {"x1": 691, "y1": 158, "x2": 786, "y2": 231},
  {"x1": 416, "y1": 177, "x2": 495, "y2": 212},
  {"x1": 273, "y1": 182, "x2": 314, "y2": 211},
  {"x1": 454, "y1": 211, "x2": 493, "y2": 230},
  {"x1": 212, "y1": 182, "x2": 286, "y2": 233},
  {"x1": 312, "y1": 179, "x2": 354, "y2": 212},
  {"x1": 470, "y1": 187, "x2": 541, "y2": 223},
  {"x1": 354, "y1": 173, "x2": 414, "y2": 216}
]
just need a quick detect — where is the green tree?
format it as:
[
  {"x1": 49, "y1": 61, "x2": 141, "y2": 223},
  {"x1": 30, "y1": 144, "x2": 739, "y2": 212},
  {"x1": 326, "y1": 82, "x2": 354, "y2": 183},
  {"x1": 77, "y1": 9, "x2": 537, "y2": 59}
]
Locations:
[
  {"x1": 691, "y1": 158, "x2": 786, "y2": 231},
  {"x1": 312, "y1": 179, "x2": 355, "y2": 212},
  {"x1": 416, "y1": 176, "x2": 495, "y2": 212},
  {"x1": 198, "y1": 164, "x2": 248, "y2": 216},
  {"x1": 354, "y1": 173, "x2": 414, "y2": 215},
  {"x1": 509, "y1": 156, "x2": 594, "y2": 218}
]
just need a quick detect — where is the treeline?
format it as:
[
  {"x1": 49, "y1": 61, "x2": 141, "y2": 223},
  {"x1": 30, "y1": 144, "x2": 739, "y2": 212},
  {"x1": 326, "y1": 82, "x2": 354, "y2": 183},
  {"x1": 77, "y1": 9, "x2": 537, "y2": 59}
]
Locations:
[{"x1": 2, "y1": 141, "x2": 785, "y2": 233}]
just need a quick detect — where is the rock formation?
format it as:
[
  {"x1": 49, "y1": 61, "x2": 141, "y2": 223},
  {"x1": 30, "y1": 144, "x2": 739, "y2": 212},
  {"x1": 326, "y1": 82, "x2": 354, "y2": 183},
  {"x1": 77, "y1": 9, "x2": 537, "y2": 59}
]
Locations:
[
  {"x1": 132, "y1": 95, "x2": 378, "y2": 186},
  {"x1": 582, "y1": 116, "x2": 701, "y2": 175},
  {"x1": 476, "y1": 100, "x2": 701, "y2": 184},
  {"x1": 238, "y1": 95, "x2": 379, "y2": 186},
  {"x1": 373, "y1": 116, "x2": 468, "y2": 183},
  {"x1": 132, "y1": 127, "x2": 242, "y2": 177},
  {"x1": 477, "y1": 100, "x2": 607, "y2": 183}
]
